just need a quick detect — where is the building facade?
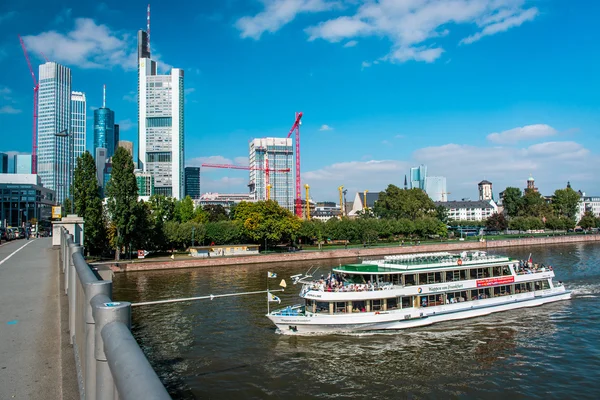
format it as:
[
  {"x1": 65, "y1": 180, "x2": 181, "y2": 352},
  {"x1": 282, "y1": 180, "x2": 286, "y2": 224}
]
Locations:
[
  {"x1": 14, "y1": 154, "x2": 33, "y2": 174},
  {"x1": 38, "y1": 62, "x2": 72, "y2": 204},
  {"x1": 425, "y1": 176, "x2": 447, "y2": 202},
  {"x1": 94, "y1": 107, "x2": 116, "y2": 158},
  {"x1": 576, "y1": 194, "x2": 600, "y2": 222},
  {"x1": 195, "y1": 192, "x2": 255, "y2": 211},
  {"x1": 410, "y1": 165, "x2": 427, "y2": 190},
  {"x1": 348, "y1": 191, "x2": 380, "y2": 217},
  {"x1": 117, "y1": 140, "x2": 133, "y2": 156},
  {"x1": 0, "y1": 174, "x2": 56, "y2": 227},
  {"x1": 0, "y1": 153, "x2": 8, "y2": 173},
  {"x1": 435, "y1": 200, "x2": 498, "y2": 221},
  {"x1": 138, "y1": 31, "x2": 185, "y2": 199},
  {"x1": 71, "y1": 91, "x2": 86, "y2": 164},
  {"x1": 478, "y1": 180, "x2": 493, "y2": 201},
  {"x1": 248, "y1": 137, "x2": 294, "y2": 211},
  {"x1": 184, "y1": 167, "x2": 200, "y2": 199},
  {"x1": 135, "y1": 170, "x2": 154, "y2": 197}
]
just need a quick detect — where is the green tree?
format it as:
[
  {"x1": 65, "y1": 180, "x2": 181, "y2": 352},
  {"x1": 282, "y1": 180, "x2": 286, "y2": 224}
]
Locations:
[
  {"x1": 233, "y1": 200, "x2": 301, "y2": 244},
  {"x1": 501, "y1": 187, "x2": 523, "y2": 217},
  {"x1": 486, "y1": 213, "x2": 508, "y2": 231},
  {"x1": 205, "y1": 221, "x2": 241, "y2": 245},
  {"x1": 552, "y1": 187, "x2": 580, "y2": 221},
  {"x1": 374, "y1": 185, "x2": 436, "y2": 220},
  {"x1": 62, "y1": 198, "x2": 72, "y2": 217},
  {"x1": 436, "y1": 205, "x2": 449, "y2": 225},
  {"x1": 508, "y1": 216, "x2": 528, "y2": 231},
  {"x1": 73, "y1": 151, "x2": 107, "y2": 255},
  {"x1": 578, "y1": 211, "x2": 599, "y2": 230},
  {"x1": 106, "y1": 147, "x2": 139, "y2": 260},
  {"x1": 544, "y1": 215, "x2": 564, "y2": 231},
  {"x1": 131, "y1": 201, "x2": 153, "y2": 251},
  {"x1": 148, "y1": 194, "x2": 176, "y2": 223},
  {"x1": 522, "y1": 189, "x2": 552, "y2": 218},
  {"x1": 175, "y1": 196, "x2": 195, "y2": 222},
  {"x1": 203, "y1": 204, "x2": 228, "y2": 222}
]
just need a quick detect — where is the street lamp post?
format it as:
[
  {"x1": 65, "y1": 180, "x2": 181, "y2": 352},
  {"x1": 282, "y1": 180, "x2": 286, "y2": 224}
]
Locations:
[
  {"x1": 55, "y1": 129, "x2": 74, "y2": 214},
  {"x1": 192, "y1": 226, "x2": 195, "y2": 247}
]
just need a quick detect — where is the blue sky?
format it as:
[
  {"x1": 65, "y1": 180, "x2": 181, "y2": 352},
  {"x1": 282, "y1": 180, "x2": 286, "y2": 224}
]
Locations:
[{"x1": 0, "y1": 0, "x2": 599, "y2": 201}]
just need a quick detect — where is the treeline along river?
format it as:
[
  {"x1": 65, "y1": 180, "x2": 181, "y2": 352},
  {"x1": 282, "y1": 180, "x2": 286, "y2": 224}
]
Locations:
[{"x1": 113, "y1": 243, "x2": 600, "y2": 399}]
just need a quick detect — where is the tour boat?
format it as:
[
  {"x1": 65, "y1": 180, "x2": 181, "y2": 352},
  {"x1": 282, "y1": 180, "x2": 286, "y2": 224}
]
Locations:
[{"x1": 267, "y1": 251, "x2": 571, "y2": 335}]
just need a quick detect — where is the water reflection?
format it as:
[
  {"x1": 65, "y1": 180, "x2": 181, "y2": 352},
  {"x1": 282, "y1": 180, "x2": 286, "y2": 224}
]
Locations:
[{"x1": 113, "y1": 243, "x2": 600, "y2": 399}]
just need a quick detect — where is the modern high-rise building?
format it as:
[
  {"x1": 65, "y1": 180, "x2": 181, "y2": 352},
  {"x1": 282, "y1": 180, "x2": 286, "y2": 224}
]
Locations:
[
  {"x1": 95, "y1": 147, "x2": 107, "y2": 196},
  {"x1": 248, "y1": 137, "x2": 294, "y2": 211},
  {"x1": 71, "y1": 91, "x2": 87, "y2": 162},
  {"x1": 135, "y1": 170, "x2": 154, "y2": 197},
  {"x1": 138, "y1": 30, "x2": 185, "y2": 199},
  {"x1": 0, "y1": 153, "x2": 8, "y2": 173},
  {"x1": 38, "y1": 62, "x2": 72, "y2": 204},
  {"x1": 184, "y1": 167, "x2": 200, "y2": 199},
  {"x1": 425, "y1": 176, "x2": 447, "y2": 202},
  {"x1": 410, "y1": 164, "x2": 427, "y2": 190},
  {"x1": 14, "y1": 154, "x2": 33, "y2": 174},
  {"x1": 117, "y1": 140, "x2": 134, "y2": 156},
  {"x1": 93, "y1": 105, "x2": 116, "y2": 158}
]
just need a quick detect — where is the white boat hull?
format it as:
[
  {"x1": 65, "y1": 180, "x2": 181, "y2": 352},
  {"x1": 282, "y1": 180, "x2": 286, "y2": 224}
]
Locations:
[{"x1": 268, "y1": 288, "x2": 571, "y2": 335}]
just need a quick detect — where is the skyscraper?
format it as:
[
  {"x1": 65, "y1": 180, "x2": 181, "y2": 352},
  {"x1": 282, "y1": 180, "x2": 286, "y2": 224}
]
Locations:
[
  {"x1": 93, "y1": 86, "x2": 116, "y2": 158},
  {"x1": 0, "y1": 153, "x2": 8, "y2": 173},
  {"x1": 138, "y1": 30, "x2": 185, "y2": 199},
  {"x1": 425, "y1": 176, "x2": 447, "y2": 202},
  {"x1": 71, "y1": 91, "x2": 86, "y2": 162},
  {"x1": 410, "y1": 164, "x2": 427, "y2": 190},
  {"x1": 14, "y1": 154, "x2": 33, "y2": 174},
  {"x1": 38, "y1": 62, "x2": 72, "y2": 204},
  {"x1": 184, "y1": 167, "x2": 200, "y2": 199},
  {"x1": 117, "y1": 140, "x2": 134, "y2": 156},
  {"x1": 248, "y1": 137, "x2": 294, "y2": 211}
]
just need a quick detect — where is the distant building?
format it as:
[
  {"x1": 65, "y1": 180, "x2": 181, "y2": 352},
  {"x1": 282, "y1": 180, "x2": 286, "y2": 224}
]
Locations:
[
  {"x1": 184, "y1": 167, "x2": 200, "y2": 199},
  {"x1": 0, "y1": 174, "x2": 56, "y2": 227},
  {"x1": 575, "y1": 192, "x2": 600, "y2": 222},
  {"x1": 435, "y1": 200, "x2": 498, "y2": 221},
  {"x1": 410, "y1": 165, "x2": 427, "y2": 190},
  {"x1": 526, "y1": 175, "x2": 538, "y2": 193},
  {"x1": 71, "y1": 91, "x2": 87, "y2": 163},
  {"x1": 248, "y1": 137, "x2": 294, "y2": 211},
  {"x1": 94, "y1": 104, "x2": 116, "y2": 158},
  {"x1": 312, "y1": 202, "x2": 341, "y2": 221},
  {"x1": 135, "y1": 170, "x2": 154, "y2": 197},
  {"x1": 478, "y1": 180, "x2": 493, "y2": 201},
  {"x1": 0, "y1": 153, "x2": 8, "y2": 173},
  {"x1": 117, "y1": 140, "x2": 133, "y2": 156},
  {"x1": 348, "y1": 191, "x2": 380, "y2": 217},
  {"x1": 195, "y1": 192, "x2": 256, "y2": 210},
  {"x1": 14, "y1": 154, "x2": 33, "y2": 174},
  {"x1": 95, "y1": 148, "x2": 107, "y2": 196},
  {"x1": 425, "y1": 176, "x2": 447, "y2": 202}
]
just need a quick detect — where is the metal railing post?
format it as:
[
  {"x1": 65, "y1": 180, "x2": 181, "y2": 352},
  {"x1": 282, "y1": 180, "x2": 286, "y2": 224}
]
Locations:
[
  {"x1": 84, "y1": 280, "x2": 112, "y2": 400},
  {"x1": 68, "y1": 243, "x2": 82, "y2": 344},
  {"x1": 92, "y1": 296, "x2": 130, "y2": 400}
]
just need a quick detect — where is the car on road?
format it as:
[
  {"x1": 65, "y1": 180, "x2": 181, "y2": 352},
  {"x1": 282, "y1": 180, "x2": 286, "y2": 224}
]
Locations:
[{"x1": 0, "y1": 227, "x2": 8, "y2": 242}]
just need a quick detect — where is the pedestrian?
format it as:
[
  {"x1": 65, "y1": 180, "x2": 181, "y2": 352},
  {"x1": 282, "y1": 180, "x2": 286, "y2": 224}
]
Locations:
[{"x1": 26, "y1": 227, "x2": 31, "y2": 241}]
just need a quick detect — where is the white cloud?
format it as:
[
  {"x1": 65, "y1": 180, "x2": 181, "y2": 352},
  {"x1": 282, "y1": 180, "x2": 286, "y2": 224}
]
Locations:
[
  {"x1": 319, "y1": 124, "x2": 334, "y2": 131},
  {"x1": 116, "y1": 118, "x2": 134, "y2": 131},
  {"x1": 361, "y1": 61, "x2": 371, "y2": 69},
  {"x1": 239, "y1": 0, "x2": 540, "y2": 64},
  {"x1": 184, "y1": 88, "x2": 196, "y2": 95},
  {"x1": 0, "y1": 105, "x2": 21, "y2": 114},
  {"x1": 23, "y1": 18, "x2": 137, "y2": 70},
  {"x1": 234, "y1": 156, "x2": 249, "y2": 166},
  {"x1": 122, "y1": 91, "x2": 136, "y2": 103},
  {"x1": 487, "y1": 124, "x2": 557, "y2": 144},
  {"x1": 235, "y1": 0, "x2": 339, "y2": 39},
  {"x1": 343, "y1": 40, "x2": 358, "y2": 47}
]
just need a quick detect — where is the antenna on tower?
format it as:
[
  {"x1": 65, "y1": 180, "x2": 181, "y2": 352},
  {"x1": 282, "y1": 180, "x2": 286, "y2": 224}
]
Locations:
[
  {"x1": 147, "y1": 4, "x2": 150, "y2": 54},
  {"x1": 103, "y1": 84, "x2": 106, "y2": 108}
]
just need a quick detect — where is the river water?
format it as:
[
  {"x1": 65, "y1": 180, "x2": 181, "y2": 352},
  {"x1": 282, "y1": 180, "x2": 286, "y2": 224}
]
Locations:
[{"x1": 113, "y1": 243, "x2": 600, "y2": 399}]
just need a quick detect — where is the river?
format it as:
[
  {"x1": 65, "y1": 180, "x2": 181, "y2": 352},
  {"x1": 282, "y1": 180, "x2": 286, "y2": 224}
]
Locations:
[{"x1": 113, "y1": 243, "x2": 600, "y2": 399}]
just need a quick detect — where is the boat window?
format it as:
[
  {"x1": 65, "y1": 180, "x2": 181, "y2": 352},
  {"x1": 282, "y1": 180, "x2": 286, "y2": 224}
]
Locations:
[
  {"x1": 401, "y1": 296, "x2": 413, "y2": 309},
  {"x1": 494, "y1": 285, "x2": 512, "y2": 296},
  {"x1": 335, "y1": 302, "x2": 346, "y2": 313},
  {"x1": 434, "y1": 272, "x2": 443, "y2": 283},
  {"x1": 472, "y1": 288, "x2": 490, "y2": 300},
  {"x1": 502, "y1": 265, "x2": 512, "y2": 276},
  {"x1": 515, "y1": 283, "x2": 529, "y2": 293},
  {"x1": 316, "y1": 302, "x2": 329, "y2": 313},
  {"x1": 447, "y1": 291, "x2": 467, "y2": 303},
  {"x1": 427, "y1": 273, "x2": 436, "y2": 284},
  {"x1": 404, "y1": 274, "x2": 416, "y2": 286},
  {"x1": 534, "y1": 281, "x2": 542, "y2": 290},
  {"x1": 422, "y1": 294, "x2": 444, "y2": 307},
  {"x1": 493, "y1": 266, "x2": 502, "y2": 277},
  {"x1": 418, "y1": 273, "x2": 428, "y2": 285},
  {"x1": 387, "y1": 297, "x2": 398, "y2": 310},
  {"x1": 372, "y1": 299, "x2": 382, "y2": 311},
  {"x1": 392, "y1": 274, "x2": 402, "y2": 285},
  {"x1": 352, "y1": 301, "x2": 366, "y2": 312},
  {"x1": 542, "y1": 280, "x2": 550, "y2": 290},
  {"x1": 446, "y1": 270, "x2": 461, "y2": 282},
  {"x1": 460, "y1": 269, "x2": 468, "y2": 280}
]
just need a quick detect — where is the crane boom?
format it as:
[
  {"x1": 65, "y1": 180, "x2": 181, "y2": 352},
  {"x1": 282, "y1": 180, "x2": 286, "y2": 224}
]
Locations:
[
  {"x1": 18, "y1": 35, "x2": 39, "y2": 174},
  {"x1": 200, "y1": 163, "x2": 290, "y2": 173},
  {"x1": 286, "y1": 112, "x2": 303, "y2": 217}
]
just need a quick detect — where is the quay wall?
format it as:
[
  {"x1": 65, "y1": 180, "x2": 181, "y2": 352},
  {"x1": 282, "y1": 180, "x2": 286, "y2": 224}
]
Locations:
[{"x1": 110, "y1": 234, "x2": 600, "y2": 273}]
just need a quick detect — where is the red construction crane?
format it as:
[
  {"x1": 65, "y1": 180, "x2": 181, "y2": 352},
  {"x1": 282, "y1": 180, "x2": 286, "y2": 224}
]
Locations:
[
  {"x1": 286, "y1": 112, "x2": 303, "y2": 217},
  {"x1": 200, "y1": 163, "x2": 291, "y2": 200},
  {"x1": 18, "y1": 35, "x2": 39, "y2": 174}
]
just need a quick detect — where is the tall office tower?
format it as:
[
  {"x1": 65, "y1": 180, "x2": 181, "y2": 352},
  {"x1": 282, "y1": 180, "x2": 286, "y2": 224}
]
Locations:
[
  {"x1": 138, "y1": 29, "x2": 185, "y2": 199},
  {"x1": 184, "y1": 167, "x2": 200, "y2": 199},
  {"x1": 14, "y1": 154, "x2": 33, "y2": 174},
  {"x1": 71, "y1": 91, "x2": 87, "y2": 162},
  {"x1": 93, "y1": 86, "x2": 117, "y2": 159},
  {"x1": 410, "y1": 164, "x2": 427, "y2": 190},
  {"x1": 248, "y1": 137, "x2": 294, "y2": 211},
  {"x1": 117, "y1": 140, "x2": 134, "y2": 156},
  {"x1": 425, "y1": 176, "x2": 447, "y2": 202},
  {"x1": 38, "y1": 62, "x2": 72, "y2": 204},
  {"x1": 135, "y1": 170, "x2": 154, "y2": 197},
  {"x1": 0, "y1": 153, "x2": 8, "y2": 173}
]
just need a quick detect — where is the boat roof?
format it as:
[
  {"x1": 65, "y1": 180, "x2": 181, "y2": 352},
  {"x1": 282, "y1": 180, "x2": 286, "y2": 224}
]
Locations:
[{"x1": 333, "y1": 251, "x2": 513, "y2": 275}]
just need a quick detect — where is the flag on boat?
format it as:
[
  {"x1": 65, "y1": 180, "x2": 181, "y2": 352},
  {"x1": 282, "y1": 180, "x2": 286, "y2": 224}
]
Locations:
[
  {"x1": 279, "y1": 279, "x2": 287, "y2": 288},
  {"x1": 268, "y1": 292, "x2": 281, "y2": 304},
  {"x1": 267, "y1": 271, "x2": 277, "y2": 278}
]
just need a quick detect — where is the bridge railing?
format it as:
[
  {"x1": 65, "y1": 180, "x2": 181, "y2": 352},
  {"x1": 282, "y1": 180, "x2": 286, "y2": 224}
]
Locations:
[{"x1": 59, "y1": 227, "x2": 171, "y2": 400}]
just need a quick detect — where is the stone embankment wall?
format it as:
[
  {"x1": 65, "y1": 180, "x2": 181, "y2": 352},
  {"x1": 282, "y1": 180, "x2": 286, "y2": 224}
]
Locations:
[{"x1": 111, "y1": 234, "x2": 600, "y2": 273}]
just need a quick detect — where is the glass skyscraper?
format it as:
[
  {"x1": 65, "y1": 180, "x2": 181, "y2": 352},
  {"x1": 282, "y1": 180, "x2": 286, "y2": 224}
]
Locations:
[
  {"x1": 38, "y1": 62, "x2": 71, "y2": 204},
  {"x1": 94, "y1": 107, "x2": 116, "y2": 158},
  {"x1": 71, "y1": 91, "x2": 87, "y2": 164},
  {"x1": 15, "y1": 154, "x2": 33, "y2": 174},
  {"x1": 410, "y1": 164, "x2": 427, "y2": 190},
  {"x1": 184, "y1": 167, "x2": 200, "y2": 199}
]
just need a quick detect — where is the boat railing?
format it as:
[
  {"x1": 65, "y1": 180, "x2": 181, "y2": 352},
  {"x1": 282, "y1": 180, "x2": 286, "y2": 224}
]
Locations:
[
  {"x1": 305, "y1": 282, "x2": 395, "y2": 293},
  {"x1": 515, "y1": 265, "x2": 553, "y2": 275},
  {"x1": 271, "y1": 304, "x2": 304, "y2": 316}
]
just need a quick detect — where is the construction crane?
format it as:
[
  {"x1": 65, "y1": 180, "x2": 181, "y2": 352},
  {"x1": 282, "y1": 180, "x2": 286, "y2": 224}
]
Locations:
[
  {"x1": 438, "y1": 191, "x2": 452, "y2": 202},
  {"x1": 200, "y1": 163, "x2": 290, "y2": 200},
  {"x1": 338, "y1": 185, "x2": 344, "y2": 219},
  {"x1": 363, "y1": 190, "x2": 369, "y2": 210},
  {"x1": 286, "y1": 112, "x2": 303, "y2": 217},
  {"x1": 304, "y1": 184, "x2": 310, "y2": 220},
  {"x1": 18, "y1": 35, "x2": 39, "y2": 174}
]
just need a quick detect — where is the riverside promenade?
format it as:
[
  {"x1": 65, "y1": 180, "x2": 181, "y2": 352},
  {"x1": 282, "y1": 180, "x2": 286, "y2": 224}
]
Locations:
[
  {"x1": 0, "y1": 238, "x2": 78, "y2": 399},
  {"x1": 109, "y1": 234, "x2": 600, "y2": 273}
]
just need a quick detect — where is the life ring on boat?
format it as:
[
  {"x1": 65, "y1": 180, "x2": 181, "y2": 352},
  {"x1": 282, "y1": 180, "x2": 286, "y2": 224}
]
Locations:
[{"x1": 457, "y1": 259, "x2": 463, "y2": 266}]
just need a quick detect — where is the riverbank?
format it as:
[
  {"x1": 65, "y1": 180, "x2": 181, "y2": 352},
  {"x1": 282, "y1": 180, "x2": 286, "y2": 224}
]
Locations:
[{"x1": 108, "y1": 234, "x2": 600, "y2": 273}]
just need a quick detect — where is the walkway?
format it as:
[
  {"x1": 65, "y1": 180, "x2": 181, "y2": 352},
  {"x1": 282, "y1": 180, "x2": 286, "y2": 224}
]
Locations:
[{"x1": 0, "y1": 238, "x2": 78, "y2": 399}]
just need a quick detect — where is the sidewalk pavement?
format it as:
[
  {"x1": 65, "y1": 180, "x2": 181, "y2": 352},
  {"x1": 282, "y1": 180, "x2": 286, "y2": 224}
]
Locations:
[{"x1": 0, "y1": 238, "x2": 78, "y2": 399}]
